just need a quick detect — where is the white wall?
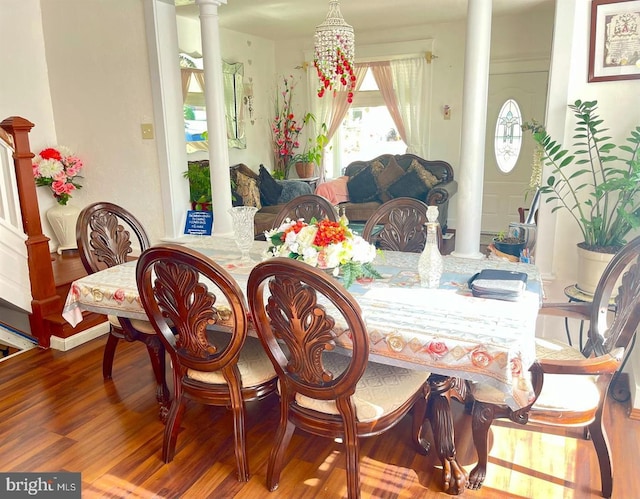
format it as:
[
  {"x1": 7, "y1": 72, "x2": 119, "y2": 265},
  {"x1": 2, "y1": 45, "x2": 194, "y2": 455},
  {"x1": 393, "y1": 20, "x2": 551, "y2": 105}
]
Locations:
[{"x1": 38, "y1": 0, "x2": 165, "y2": 246}]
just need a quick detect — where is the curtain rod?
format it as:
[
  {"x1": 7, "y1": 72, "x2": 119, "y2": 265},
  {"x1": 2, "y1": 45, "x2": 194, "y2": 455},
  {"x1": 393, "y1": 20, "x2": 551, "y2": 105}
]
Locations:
[{"x1": 355, "y1": 51, "x2": 438, "y2": 64}]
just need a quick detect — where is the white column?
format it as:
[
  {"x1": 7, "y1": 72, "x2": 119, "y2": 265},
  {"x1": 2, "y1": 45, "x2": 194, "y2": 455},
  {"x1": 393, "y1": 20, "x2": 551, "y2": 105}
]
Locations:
[
  {"x1": 452, "y1": 0, "x2": 492, "y2": 259},
  {"x1": 196, "y1": 0, "x2": 233, "y2": 235}
]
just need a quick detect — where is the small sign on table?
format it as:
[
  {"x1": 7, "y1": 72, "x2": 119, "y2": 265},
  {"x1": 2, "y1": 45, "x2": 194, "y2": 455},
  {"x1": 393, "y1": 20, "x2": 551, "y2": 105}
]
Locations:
[{"x1": 184, "y1": 210, "x2": 213, "y2": 236}]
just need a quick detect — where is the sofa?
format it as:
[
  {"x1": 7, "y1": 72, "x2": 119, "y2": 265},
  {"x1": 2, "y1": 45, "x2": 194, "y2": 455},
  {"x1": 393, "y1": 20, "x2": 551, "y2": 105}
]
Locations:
[
  {"x1": 229, "y1": 163, "x2": 313, "y2": 236},
  {"x1": 316, "y1": 153, "x2": 457, "y2": 231},
  {"x1": 186, "y1": 161, "x2": 314, "y2": 236}
]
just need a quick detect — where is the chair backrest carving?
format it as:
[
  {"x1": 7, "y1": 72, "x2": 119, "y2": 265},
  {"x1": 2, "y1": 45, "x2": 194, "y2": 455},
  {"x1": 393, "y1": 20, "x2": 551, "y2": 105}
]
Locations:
[
  {"x1": 248, "y1": 257, "x2": 368, "y2": 401},
  {"x1": 76, "y1": 201, "x2": 150, "y2": 274},
  {"x1": 271, "y1": 194, "x2": 338, "y2": 229},
  {"x1": 361, "y1": 197, "x2": 430, "y2": 253},
  {"x1": 137, "y1": 244, "x2": 248, "y2": 374},
  {"x1": 584, "y1": 235, "x2": 640, "y2": 359}
]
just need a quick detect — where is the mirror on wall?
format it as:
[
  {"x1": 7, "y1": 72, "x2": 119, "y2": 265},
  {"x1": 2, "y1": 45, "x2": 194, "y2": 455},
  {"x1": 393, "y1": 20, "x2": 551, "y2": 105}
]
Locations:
[
  {"x1": 181, "y1": 54, "x2": 246, "y2": 151},
  {"x1": 223, "y1": 61, "x2": 246, "y2": 149}
]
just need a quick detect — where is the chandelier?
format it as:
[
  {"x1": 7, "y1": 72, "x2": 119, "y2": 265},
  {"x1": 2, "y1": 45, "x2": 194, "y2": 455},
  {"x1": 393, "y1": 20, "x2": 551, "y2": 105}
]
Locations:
[{"x1": 314, "y1": 0, "x2": 356, "y2": 102}]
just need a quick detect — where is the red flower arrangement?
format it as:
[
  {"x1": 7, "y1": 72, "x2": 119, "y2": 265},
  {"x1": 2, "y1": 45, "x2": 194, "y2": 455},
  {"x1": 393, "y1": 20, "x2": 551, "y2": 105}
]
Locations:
[
  {"x1": 271, "y1": 75, "x2": 305, "y2": 179},
  {"x1": 32, "y1": 146, "x2": 84, "y2": 206}
]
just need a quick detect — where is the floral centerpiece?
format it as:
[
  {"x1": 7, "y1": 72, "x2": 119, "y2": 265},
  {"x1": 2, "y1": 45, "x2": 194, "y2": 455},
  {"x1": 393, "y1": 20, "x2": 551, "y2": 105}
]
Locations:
[
  {"x1": 271, "y1": 75, "x2": 306, "y2": 179},
  {"x1": 32, "y1": 146, "x2": 84, "y2": 206},
  {"x1": 265, "y1": 218, "x2": 381, "y2": 288}
]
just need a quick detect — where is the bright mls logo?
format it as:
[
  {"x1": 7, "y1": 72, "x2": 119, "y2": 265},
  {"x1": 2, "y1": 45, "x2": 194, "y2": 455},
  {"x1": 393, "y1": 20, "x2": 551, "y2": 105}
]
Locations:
[{"x1": 0, "y1": 473, "x2": 80, "y2": 498}]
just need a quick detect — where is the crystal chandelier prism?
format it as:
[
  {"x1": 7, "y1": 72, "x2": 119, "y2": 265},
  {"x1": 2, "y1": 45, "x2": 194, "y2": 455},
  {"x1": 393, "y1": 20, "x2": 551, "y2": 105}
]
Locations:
[{"x1": 314, "y1": 0, "x2": 356, "y2": 102}]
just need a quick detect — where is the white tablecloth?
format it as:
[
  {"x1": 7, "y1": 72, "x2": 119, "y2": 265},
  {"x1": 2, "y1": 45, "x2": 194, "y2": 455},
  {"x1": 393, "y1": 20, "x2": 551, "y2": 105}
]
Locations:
[{"x1": 63, "y1": 236, "x2": 543, "y2": 410}]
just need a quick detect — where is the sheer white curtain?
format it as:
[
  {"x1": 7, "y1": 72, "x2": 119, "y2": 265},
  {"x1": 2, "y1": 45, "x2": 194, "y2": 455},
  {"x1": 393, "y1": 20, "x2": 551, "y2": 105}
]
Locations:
[
  {"x1": 390, "y1": 57, "x2": 430, "y2": 157},
  {"x1": 369, "y1": 61, "x2": 406, "y2": 144}
]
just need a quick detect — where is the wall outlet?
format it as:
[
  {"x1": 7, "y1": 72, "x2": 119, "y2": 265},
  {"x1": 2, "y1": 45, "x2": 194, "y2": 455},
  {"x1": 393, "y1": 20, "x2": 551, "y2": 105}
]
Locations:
[{"x1": 141, "y1": 123, "x2": 154, "y2": 139}]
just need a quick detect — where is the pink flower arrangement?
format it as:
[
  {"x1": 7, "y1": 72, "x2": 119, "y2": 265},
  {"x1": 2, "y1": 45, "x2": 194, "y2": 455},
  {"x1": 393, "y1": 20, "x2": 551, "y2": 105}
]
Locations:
[
  {"x1": 32, "y1": 146, "x2": 84, "y2": 205},
  {"x1": 271, "y1": 75, "x2": 305, "y2": 178}
]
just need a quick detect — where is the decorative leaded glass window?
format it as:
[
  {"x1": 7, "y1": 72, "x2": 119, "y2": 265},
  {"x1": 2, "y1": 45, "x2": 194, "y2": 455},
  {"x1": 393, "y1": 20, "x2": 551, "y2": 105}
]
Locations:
[{"x1": 494, "y1": 99, "x2": 523, "y2": 173}]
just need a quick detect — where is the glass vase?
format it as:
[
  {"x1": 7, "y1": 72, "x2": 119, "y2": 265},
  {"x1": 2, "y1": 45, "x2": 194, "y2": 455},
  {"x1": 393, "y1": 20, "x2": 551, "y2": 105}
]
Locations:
[{"x1": 228, "y1": 206, "x2": 258, "y2": 265}]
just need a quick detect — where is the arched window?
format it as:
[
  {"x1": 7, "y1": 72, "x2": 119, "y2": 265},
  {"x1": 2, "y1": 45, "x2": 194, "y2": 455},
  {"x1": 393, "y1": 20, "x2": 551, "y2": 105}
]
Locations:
[{"x1": 494, "y1": 99, "x2": 523, "y2": 173}]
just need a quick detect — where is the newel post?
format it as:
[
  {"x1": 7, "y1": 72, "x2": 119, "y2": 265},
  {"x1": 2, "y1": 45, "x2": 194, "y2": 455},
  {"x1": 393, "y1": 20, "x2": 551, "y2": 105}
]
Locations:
[{"x1": 1, "y1": 116, "x2": 58, "y2": 347}]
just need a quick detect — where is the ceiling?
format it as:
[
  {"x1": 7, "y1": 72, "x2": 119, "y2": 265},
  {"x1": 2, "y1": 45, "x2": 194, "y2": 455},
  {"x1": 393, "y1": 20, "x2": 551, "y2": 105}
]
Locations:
[{"x1": 175, "y1": 0, "x2": 554, "y2": 41}]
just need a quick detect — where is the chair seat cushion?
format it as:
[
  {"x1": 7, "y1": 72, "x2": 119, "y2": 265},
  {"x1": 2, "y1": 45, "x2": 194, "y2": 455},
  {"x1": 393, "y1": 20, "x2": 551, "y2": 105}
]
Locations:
[
  {"x1": 294, "y1": 352, "x2": 429, "y2": 423},
  {"x1": 470, "y1": 338, "x2": 600, "y2": 414},
  {"x1": 108, "y1": 315, "x2": 155, "y2": 334},
  {"x1": 187, "y1": 336, "x2": 277, "y2": 387}
]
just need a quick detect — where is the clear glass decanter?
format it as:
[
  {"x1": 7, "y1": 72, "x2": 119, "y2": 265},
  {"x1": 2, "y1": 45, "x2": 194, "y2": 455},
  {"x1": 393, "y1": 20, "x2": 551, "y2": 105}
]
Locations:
[
  {"x1": 418, "y1": 206, "x2": 443, "y2": 288},
  {"x1": 339, "y1": 206, "x2": 349, "y2": 226}
]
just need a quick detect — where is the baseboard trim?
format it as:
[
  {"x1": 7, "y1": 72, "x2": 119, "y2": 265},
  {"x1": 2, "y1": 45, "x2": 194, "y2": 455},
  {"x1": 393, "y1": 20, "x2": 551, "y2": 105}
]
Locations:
[{"x1": 50, "y1": 322, "x2": 109, "y2": 351}]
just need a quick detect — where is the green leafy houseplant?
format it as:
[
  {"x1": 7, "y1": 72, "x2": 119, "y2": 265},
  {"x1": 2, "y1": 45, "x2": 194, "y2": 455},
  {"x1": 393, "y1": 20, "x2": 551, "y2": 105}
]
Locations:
[
  {"x1": 183, "y1": 162, "x2": 236, "y2": 211},
  {"x1": 290, "y1": 114, "x2": 329, "y2": 169},
  {"x1": 522, "y1": 100, "x2": 640, "y2": 252}
]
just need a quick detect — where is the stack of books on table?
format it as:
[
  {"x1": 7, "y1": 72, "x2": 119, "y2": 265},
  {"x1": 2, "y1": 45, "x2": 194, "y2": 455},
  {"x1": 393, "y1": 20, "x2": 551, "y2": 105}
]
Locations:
[{"x1": 468, "y1": 269, "x2": 528, "y2": 302}]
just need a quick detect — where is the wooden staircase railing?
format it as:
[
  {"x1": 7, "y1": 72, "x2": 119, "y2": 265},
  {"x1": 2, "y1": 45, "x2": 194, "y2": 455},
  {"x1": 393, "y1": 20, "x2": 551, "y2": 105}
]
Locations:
[{"x1": 1, "y1": 116, "x2": 59, "y2": 348}]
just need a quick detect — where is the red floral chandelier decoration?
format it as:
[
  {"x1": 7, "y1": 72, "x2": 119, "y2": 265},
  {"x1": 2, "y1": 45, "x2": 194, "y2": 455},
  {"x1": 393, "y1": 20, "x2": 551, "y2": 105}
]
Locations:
[{"x1": 314, "y1": 0, "x2": 356, "y2": 103}]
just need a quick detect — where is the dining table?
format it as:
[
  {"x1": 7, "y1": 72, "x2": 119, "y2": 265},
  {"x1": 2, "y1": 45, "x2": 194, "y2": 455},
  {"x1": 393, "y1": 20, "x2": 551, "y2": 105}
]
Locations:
[{"x1": 62, "y1": 235, "x2": 543, "y2": 495}]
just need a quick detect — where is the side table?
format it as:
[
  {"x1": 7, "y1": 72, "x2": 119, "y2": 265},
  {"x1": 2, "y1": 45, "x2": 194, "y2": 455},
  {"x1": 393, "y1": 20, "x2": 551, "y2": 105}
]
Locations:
[
  {"x1": 296, "y1": 176, "x2": 319, "y2": 191},
  {"x1": 563, "y1": 284, "x2": 594, "y2": 349}
]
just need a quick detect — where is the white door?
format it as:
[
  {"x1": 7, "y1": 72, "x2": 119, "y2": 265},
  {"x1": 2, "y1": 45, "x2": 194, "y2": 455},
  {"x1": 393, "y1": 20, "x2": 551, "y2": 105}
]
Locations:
[{"x1": 482, "y1": 72, "x2": 547, "y2": 233}]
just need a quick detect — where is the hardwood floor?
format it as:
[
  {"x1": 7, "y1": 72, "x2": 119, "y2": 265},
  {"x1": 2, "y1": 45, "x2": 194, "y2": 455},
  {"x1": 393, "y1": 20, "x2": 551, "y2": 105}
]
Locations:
[{"x1": 1, "y1": 337, "x2": 638, "y2": 498}]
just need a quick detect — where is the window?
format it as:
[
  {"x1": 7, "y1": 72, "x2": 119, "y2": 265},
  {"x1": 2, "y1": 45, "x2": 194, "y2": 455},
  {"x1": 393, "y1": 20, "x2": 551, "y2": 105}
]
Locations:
[
  {"x1": 494, "y1": 99, "x2": 523, "y2": 173},
  {"x1": 330, "y1": 68, "x2": 406, "y2": 176}
]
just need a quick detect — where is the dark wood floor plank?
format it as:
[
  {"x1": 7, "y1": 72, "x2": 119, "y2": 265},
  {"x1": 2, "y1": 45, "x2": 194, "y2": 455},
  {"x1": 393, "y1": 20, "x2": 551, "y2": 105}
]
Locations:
[{"x1": 0, "y1": 336, "x2": 638, "y2": 498}]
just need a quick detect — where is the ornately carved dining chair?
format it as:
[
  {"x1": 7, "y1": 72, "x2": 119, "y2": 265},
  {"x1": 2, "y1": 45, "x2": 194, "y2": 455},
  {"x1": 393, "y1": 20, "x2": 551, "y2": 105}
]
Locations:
[
  {"x1": 361, "y1": 197, "x2": 440, "y2": 253},
  {"x1": 136, "y1": 244, "x2": 277, "y2": 481},
  {"x1": 247, "y1": 257, "x2": 430, "y2": 499},
  {"x1": 76, "y1": 201, "x2": 169, "y2": 414},
  {"x1": 270, "y1": 193, "x2": 338, "y2": 229},
  {"x1": 467, "y1": 235, "x2": 640, "y2": 498}
]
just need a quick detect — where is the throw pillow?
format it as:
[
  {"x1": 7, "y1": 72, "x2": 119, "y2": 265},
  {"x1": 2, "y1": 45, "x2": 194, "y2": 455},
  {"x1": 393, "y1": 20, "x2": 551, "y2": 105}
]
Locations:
[
  {"x1": 386, "y1": 169, "x2": 429, "y2": 201},
  {"x1": 346, "y1": 165, "x2": 379, "y2": 203},
  {"x1": 277, "y1": 180, "x2": 313, "y2": 204},
  {"x1": 372, "y1": 157, "x2": 405, "y2": 202},
  {"x1": 409, "y1": 159, "x2": 440, "y2": 188},
  {"x1": 258, "y1": 165, "x2": 283, "y2": 206},
  {"x1": 236, "y1": 171, "x2": 261, "y2": 210}
]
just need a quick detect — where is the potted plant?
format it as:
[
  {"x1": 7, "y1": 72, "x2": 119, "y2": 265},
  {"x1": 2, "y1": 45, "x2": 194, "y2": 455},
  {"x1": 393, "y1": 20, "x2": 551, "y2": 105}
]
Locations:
[
  {"x1": 492, "y1": 230, "x2": 526, "y2": 259},
  {"x1": 183, "y1": 161, "x2": 238, "y2": 211},
  {"x1": 290, "y1": 115, "x2": 329, "y2": 179},
  {"x1": 522, "y1": 99, "x2": 640, "y2": 293}
]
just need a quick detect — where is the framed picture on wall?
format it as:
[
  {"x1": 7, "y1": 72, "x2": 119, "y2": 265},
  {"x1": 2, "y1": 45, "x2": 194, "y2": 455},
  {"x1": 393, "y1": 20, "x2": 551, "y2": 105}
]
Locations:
[{"x1": 588, "y1": 0, "x2": 640, "y2": 82}]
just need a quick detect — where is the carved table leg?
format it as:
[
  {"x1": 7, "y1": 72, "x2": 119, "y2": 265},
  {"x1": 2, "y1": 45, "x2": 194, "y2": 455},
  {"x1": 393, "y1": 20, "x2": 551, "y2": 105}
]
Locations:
[{"x1": 426, "y1": 374, "x2": 468, "y2": 495}]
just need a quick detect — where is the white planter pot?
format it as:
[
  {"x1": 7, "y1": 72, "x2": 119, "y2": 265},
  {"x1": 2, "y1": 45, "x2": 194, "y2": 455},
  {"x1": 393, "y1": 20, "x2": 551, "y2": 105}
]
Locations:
[
  {"x1": 576, "y1": 244, "x2": 616, "y2": 296},
  {"x1": 46, "y1": 203, "x2": 80, "y2": 254}
]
